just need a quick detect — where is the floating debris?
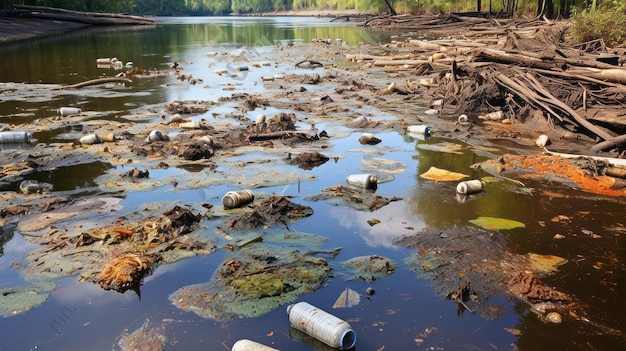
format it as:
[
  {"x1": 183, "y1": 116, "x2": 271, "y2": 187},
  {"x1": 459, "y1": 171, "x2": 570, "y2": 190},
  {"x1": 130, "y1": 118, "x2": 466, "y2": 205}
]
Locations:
[
  {"x1": 169, "y1": 244, "x2": 330, "y2": 320},
  {"x1": 117, "y1": 318, "x2": 167, "y2": 351},
  {"x1": 332, "y1": 288, "x2": 361, "y2": 308},
  {"x1": 341, "y1": 255, "x2": 395, "y2": 282},
  {"x1": 420, "y1": 167, "x2": 469, "y2": 181}
]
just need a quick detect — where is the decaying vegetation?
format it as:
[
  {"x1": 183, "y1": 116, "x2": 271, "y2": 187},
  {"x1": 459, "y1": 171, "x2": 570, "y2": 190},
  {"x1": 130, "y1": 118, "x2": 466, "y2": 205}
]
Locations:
[{"x1": 359, "y1": 15, "x2": 626, "y2": 158}]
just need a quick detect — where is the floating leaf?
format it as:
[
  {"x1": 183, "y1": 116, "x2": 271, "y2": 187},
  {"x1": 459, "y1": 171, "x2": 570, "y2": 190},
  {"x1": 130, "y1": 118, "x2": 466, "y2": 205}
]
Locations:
[
  {"x1": 417, "y1": 142, "x2": 464, "y2": 154},
  {"x1": 469, "y1": 216, "x2": 525, "y2": 230},
  {"x1": 419, "y1": 167, "x2": 468, "y2": 181},
  {"x1": 528, "y1": 253, "x2": 567, "y2": 273}
]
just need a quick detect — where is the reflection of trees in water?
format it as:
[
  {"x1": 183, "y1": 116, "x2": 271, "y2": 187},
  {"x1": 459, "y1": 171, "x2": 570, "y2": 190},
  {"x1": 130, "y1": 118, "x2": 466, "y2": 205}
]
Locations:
[{"x1": 0, "y1": 225, "x2": 15, "y2": 256}]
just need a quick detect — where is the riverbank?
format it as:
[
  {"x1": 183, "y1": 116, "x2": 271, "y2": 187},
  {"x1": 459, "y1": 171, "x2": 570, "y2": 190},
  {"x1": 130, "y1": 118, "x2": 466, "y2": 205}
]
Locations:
[
  {"x1": 0, "y1": 15, "x2": 89, "y2": 43},
  {"x1": 0, "y1": 6, "x2": 155, "y2": 44}
]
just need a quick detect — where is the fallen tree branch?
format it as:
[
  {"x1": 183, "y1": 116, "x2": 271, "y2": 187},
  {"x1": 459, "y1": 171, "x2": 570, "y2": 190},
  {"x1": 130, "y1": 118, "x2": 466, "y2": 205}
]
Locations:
[
  {"x1": 590, "y1": 134, "x2": 626, "y2": 153},
  {"x1": 542, "y1": 147, "x2": 626, "y2": 167},
  {"x1": 56, "y1": 77, "x2": 132, "y2": 89},
  {"x1": 493, "y1": 72, "x2": 614, "y2": 141}
]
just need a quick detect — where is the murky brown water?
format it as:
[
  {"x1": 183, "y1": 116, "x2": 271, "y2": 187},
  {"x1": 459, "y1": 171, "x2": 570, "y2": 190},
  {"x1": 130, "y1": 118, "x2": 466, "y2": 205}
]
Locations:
[{"x1": 0, "y1": 17, "x2": 625, "y2": 351}]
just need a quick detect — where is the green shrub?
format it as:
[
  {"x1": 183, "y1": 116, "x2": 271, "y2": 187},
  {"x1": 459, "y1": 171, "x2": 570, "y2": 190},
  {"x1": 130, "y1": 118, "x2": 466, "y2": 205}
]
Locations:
[{"x1": 569, "y1": 2, "x2": 625, "y2": 47}]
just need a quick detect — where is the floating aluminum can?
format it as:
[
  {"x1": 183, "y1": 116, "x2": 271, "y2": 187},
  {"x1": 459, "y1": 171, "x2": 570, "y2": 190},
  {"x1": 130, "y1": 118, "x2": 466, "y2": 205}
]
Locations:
[
  {"x1": 79, "y1": 134, "x2": 102, "y2": 145},
  {"x1": 58, "y1": 107, "x2": 81, "y2": 116},
  {"x1": 222, "y1": 189, "x2": 255, "y2": 209},
  {"x1": 287, "y1": 302, "x2": 356, "y2": 350},
  {"x1": 146, "y1": 130, "x2": 165, "y2": 142},
  {"x1": 407, "y1": 125, "x2": 430, "y2": 134},
  {"x1": 0, "y1": 131, "x2": 31, "y2": 144},
  {"x1": 346, "y1": 174, "x2": 377, "y2": 189},
  {"x1": 456, "y1": 180, "x2": 484, "y2": 195}
]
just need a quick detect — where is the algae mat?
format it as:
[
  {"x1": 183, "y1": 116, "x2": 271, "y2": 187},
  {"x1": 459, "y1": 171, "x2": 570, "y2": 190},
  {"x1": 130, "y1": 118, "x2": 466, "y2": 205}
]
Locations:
[{"x1": 169, "y1": 242, "x2": 330, "y2": 321}]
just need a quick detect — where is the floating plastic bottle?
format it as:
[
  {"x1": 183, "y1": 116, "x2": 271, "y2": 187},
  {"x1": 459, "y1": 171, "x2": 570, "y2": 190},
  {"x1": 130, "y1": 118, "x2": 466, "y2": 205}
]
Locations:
[
  {"x1": 407, "y1": 125, "x2": 430, "y2": 134},
  {"x1": 456, "y1": 180, "x2": 484, "y2": 195},
  {"x1": 146, "y1": 130, "x2": 166, "y2": 142},
  {"x1": 0, "y1": 131, "x2": 31, "y2": 144},
  {"x1": 222, "y1": 189, "x2": 255, "y2": 209},
  {"x1": 79, "y1": 134, "x2": 102, "y2": 145},
  {"x1": 58, "y1": 107, "x2": 81, "y2": 116},
  {"x1": 346, "y1": 174, "x2": 377, "y2": 190},
  {"x1": 231, "y1": 339, "x2": 280, "y2": 351},
  {"x1": 287, "y1": 302, "x2": 356, "y2": 350},
  {"x1": 536, "y1": 134, "x2": 549, "y2": 148}
]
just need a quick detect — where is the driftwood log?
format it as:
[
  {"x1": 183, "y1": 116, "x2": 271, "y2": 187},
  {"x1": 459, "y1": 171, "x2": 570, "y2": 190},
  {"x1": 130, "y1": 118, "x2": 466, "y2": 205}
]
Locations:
[
  {"x1": 55, "y1": 77, "x2": 133, "y2": 90},
  {"x1": 12, "y1": 4, "x2": 156, "y2": 25}
]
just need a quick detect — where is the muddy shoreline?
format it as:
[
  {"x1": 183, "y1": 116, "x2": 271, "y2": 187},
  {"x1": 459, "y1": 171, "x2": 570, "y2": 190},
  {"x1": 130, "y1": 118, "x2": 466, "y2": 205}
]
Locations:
[{"x1": 1, "y1": 14, "x2": 626, "y2": 350}]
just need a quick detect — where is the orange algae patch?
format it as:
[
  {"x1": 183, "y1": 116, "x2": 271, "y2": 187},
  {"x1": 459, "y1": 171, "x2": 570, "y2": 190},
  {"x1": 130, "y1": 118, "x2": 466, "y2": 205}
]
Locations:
[{"x1": 503, "y1": 154, "x2": 624, "y2": 197}]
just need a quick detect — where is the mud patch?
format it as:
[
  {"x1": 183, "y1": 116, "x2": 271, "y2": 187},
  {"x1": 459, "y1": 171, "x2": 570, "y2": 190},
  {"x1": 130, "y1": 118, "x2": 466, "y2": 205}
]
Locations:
[
  {"x1": 393, "y1": 226, "x2": 570, "y2": 318},
  {"x1": 305, "y1": 185, "x2": 402, "y2": 211},
  {"x1": 227, "y1": 195, "x2": 314, "y2": 229}
]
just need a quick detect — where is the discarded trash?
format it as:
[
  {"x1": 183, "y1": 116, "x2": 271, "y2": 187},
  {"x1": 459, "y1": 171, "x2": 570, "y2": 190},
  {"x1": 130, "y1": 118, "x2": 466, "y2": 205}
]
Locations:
[
  {"x1": 287, "y1": 302, "x2": 357, "y2": 350},
  {"x1": 456, "y1": 180, "x2": 484, "y2": 195},
  {"x1": 0, "y1": 131, "x2": 31, "y2": 144},
  {"x1": 366, "y1": 287, "x2": 375, "y2": 295},
  {"x1": 407, "y1": 125, "x2": 430, "y2": 134},
  {"x1": 256, "y1": 114, "x2": 266, "y2": 124},
  {"x1": 96, "y1": 58, "x2": 112, "y2": 64},
  {"x1": 346, "y1": 174, "x2": 378, "y2": 189},
  {"x1": 232, "y1": 339, "x2": 280, "y2": 351},
  {"x1": 58, "y1": 107, "x2": 81, "y2": 116},
  {"x1": 146, "y1": 130, "x2": 166, "y2": 142},
  {"x1": 79, "y1": 133, "x2": 102, "y2": 145},
  {"x1": 424, "y1": 109, "x2": 439, "y2": 115},
  {"x1": 222, "y1": 189, "x2": 255, "y2": 209},
  {"x1": 478, "y1": 110, "x2": 503, "y2": 120},
  {"x1": 333, "y1": 288, "x2": 361, "y2": 308},
  {"x1": 236, "y1": 65, "x2": 249, "y2": 71},
  {"x1": 458, "y1": 114, "x2": 469, "y2": 124},
  {"x1": 536, "y1": 134, "x2": 550, "y2": 147}
]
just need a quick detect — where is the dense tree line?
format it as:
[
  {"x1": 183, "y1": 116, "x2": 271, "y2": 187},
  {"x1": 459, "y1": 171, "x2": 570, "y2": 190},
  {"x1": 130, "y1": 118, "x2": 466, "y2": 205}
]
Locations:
[{"x1": 5, "y1": 0, "x2": 621, "y2": 18}]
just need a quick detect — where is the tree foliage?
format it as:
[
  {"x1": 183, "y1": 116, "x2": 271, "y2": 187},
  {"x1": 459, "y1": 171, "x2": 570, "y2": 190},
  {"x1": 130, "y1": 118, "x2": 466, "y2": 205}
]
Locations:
[{"x1": 4, "y1": 0, "x2": 621, "y2": 20}]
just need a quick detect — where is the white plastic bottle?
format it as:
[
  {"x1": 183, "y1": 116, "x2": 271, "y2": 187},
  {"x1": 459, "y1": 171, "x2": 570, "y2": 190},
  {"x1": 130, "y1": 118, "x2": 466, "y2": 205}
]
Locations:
[{"x1": 287, "y1": 302, "x2": 356, "y2": 350}]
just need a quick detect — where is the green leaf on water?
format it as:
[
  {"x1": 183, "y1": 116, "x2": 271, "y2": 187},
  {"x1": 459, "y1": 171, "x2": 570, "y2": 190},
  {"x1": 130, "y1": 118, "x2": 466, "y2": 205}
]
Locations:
[{"x1": 469, "y1": 216, "x2": 526, "y2": 230}]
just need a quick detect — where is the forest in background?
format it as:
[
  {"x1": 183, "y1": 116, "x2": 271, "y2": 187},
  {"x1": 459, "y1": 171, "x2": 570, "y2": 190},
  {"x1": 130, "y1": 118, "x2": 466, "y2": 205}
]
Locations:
[{"x1": 0, "y1": 0, "x2": 616, "y2": 18}]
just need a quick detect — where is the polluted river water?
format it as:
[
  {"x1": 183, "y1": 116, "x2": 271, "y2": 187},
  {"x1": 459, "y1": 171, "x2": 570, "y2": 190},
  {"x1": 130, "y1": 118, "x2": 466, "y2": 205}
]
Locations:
[{"x1": 0, "y1": 16, "x2": 625, "y2": 351}]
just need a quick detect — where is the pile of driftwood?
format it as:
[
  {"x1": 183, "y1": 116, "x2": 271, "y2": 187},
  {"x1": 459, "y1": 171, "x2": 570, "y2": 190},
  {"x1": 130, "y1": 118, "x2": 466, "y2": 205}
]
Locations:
[
  {"x1": 10, "y1": 4, "x2": 155, "y2": 25},
  {"x1": 357, "y1": 15, "x2": 626, "y2": 155}
]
